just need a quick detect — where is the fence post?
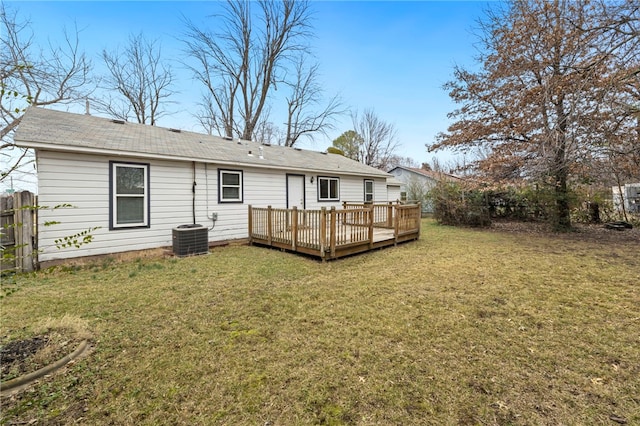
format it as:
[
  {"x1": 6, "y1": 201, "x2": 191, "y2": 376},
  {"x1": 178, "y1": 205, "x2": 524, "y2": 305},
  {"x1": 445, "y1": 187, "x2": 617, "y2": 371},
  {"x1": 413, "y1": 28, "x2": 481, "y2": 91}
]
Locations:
[
  {"x1": 1, "y1": 194, "x2": 15, "y2": 273},
  {"x1": 2, "y1": 191, "x2": 36, "y2": 273},
  {"x1": 19, "y1": 191, "x2": 35, "y2": 272},
  {"x1": 387, "y1": 202, "x2": 393, "y2": 228}
]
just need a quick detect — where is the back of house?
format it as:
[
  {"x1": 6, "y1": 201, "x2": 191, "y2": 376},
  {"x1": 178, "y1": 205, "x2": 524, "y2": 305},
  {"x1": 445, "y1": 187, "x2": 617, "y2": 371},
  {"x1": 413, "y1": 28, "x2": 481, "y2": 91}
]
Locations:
[{"x1": 14, "y1": 107, "x2": 395, "y2": 265}]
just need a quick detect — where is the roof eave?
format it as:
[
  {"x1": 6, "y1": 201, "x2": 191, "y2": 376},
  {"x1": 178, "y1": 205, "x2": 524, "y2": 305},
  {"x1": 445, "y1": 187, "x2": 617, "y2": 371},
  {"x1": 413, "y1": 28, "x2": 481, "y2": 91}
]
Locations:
[{"x1": 17, "y1": 140, "x2": 390, "y2": 178}]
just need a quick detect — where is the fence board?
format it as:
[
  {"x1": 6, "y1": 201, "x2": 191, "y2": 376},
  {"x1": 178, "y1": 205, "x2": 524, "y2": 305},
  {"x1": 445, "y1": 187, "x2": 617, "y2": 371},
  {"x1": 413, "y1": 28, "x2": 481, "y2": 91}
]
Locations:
[{"x1": 1, "y1": 191, "x2": 36, "y2": 273}]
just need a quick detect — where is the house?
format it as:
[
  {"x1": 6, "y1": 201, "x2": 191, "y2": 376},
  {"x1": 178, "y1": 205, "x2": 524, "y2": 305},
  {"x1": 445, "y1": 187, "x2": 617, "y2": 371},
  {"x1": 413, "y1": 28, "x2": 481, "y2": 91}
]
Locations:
[
  {"x1": 612, "y1": 183, "x2": 640, "y2": 214},
  {"x1": 14, "y1": 107, "x2": 396, "y2": 264},
  {"x1": 387, "y1": 166, "x2": 461, "y2": 213},
  {"x1": 385, "y1": 177, "x2": 402, "y2": 202}
]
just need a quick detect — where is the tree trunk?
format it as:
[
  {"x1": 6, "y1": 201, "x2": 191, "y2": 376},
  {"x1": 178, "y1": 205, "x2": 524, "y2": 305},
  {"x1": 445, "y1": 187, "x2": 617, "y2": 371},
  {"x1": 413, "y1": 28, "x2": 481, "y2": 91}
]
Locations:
[
  {"x1": 554, "y1": 169, "x2": 571, "y2": 231},
  {"x1": 553, "y1": 94, "x2": 572, "y2": 232}
]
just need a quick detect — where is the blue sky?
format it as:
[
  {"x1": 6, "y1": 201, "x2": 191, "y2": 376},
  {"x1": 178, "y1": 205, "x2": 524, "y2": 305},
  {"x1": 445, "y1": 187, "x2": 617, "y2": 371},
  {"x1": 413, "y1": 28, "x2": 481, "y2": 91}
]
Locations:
[{"x1": 9, "y1": 1, "x2": 490, "y2": 167}]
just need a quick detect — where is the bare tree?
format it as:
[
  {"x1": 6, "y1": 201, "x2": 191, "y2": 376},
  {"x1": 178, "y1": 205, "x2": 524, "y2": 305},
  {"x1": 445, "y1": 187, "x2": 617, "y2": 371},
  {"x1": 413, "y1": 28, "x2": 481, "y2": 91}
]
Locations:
[
  {"x1": 283, "y1": 57, "x2": 345, "y2": 147},
  {"x1": 352, "y1": 108, "x2": 400, "y2": 170},
  {"x1": 405, "y1": 175, "x2": 432, "y2": 204},
  {"x1": 592, "y1": 0, "x2": 640, "y2": 183},
  {"x1": 429, "y1": 0, "x2": 639, "y2": 230},
  {"x1": 1, "y1": 3, "x2": 91, "y2": 187},
  {"x1": 385, "y1": 155, "x2": 420, "y2": 171},
  {"x1": 253, "y1": 119, "x2": 285, "y2": 146},
  {"x1": 183, "y1": 0, "x2": 312, "y2": 140},
  {"x1": 194, "y1": 94, "x2": 219, "y2": 136},
  {"x1": 96, "y1": 33, "x2": 174, "y2": 125}
]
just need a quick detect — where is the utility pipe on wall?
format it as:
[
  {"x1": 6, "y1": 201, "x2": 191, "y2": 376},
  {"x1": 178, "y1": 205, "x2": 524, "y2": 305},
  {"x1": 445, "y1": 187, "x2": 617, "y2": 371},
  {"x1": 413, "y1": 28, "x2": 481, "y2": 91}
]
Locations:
[{"x1": 192, "y1": 162, "x2": 197, "y2": 224}]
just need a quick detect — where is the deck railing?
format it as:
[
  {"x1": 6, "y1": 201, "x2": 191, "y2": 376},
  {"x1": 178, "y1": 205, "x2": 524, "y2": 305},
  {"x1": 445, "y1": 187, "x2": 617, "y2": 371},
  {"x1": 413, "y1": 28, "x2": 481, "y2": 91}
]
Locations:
[
  {"x1": 394, "y1": 203, "x2": 422, "y2": 237},
  {"x1": 248, "y1": 202, "x2": 421, "y2": 259},
  {"x1": 342, "y1": 201, "x2": 397, "y2": 227}
]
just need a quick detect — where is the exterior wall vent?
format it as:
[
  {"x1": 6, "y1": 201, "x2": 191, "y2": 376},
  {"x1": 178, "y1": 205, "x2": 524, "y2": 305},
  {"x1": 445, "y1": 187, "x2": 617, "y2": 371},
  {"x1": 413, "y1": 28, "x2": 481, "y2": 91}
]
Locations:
[{"x1": 172, "y1": 224, "x2": 209, "y2": 257}]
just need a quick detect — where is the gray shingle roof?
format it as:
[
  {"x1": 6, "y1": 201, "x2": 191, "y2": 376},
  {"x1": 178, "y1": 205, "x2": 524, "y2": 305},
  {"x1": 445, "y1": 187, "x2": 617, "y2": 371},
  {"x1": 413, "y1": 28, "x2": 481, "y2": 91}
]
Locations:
[
  {"x1": 388, "y1": 165, "x2": 461, "y2": 182},
  {"x1": 15, "y1": 107, "x2": 391, "y2": 178}
]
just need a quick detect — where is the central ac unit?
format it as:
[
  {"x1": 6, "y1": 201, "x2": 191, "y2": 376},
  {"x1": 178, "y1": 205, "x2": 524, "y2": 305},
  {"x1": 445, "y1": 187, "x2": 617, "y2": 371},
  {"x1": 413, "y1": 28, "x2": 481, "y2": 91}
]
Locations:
[{"x1": 172, "y1": 224, "x2": 209, "y2": 256}]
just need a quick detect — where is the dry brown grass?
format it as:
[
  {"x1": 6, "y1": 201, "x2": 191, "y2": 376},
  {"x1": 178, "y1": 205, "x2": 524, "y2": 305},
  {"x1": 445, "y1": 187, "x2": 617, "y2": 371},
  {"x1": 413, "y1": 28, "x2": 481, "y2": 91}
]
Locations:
[{"x1": 1, "y1": 219, "x2": 638, "y2": 425}]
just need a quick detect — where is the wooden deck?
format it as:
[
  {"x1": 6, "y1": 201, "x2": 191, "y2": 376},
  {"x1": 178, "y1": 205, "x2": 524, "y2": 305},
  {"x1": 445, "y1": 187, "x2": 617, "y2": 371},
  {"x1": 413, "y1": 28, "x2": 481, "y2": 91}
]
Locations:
[{"x1": 248, "y1": 202, "x2": 421, "y2": 260}]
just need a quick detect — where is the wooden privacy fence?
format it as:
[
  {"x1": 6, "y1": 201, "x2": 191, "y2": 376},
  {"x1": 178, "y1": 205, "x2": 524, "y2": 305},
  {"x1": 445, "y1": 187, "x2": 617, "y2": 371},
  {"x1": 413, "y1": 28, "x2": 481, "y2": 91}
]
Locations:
[
  {"x1": 248, "y1": 202, "x2": 421, "y2": 260},
  {"x1": 1, "y1": 191, "x2": 37, "y2": 273}
]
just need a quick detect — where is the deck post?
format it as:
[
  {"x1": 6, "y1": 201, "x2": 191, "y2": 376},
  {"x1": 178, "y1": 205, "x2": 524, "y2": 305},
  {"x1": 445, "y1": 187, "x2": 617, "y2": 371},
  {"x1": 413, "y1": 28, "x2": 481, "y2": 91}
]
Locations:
[
  {"x1": 292, "y1": 206, "x2": 298, "y2": 251},
  {"x1": 248, "y1": 205, "x2": 253, "y2": 244},
  {"x1": 387, "y1": 202, "x2": 393, "y2": 228},
  {"x1": 417, "y1": 202, "x2": 422, "y2": 239},
  {"x1": 394, "y1": 205, "x2": 400, "y2": 245},
  {"x1": 320, "y1": 207, "x2": 327, "y2": 258},
  {"x1": 267, "y1": 205, "x2": 273, "y2": 245},
  {"x1": 329, "y1": 207, "x2": 337, "y2": 258},
  {"x1": 368, "y1": 206, "x2": 374, "y2": 249}
]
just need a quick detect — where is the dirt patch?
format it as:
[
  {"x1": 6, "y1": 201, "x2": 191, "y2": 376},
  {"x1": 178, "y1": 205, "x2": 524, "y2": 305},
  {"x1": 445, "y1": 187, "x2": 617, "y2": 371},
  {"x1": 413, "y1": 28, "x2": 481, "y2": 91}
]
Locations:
[
  {"x1": 1, "y1": 316, "x2": 92, "y2": 385},
  {"x1": 1, "y1": 332, "x2": 86, "y2": 383},
  {"x1": 0, "y1": 336, "x2": 48, "y2": 381}
]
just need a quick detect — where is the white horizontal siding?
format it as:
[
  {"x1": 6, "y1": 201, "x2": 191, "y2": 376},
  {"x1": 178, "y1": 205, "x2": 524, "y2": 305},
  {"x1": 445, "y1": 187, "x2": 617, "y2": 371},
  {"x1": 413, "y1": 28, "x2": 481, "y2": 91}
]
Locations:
[
  {"x1": 387, "y1": 185, "x2": 401, "y2": 202},
  {"x1": 299, "y1": 176, "x2": 387, "y2": 210},
  {"x1": 36, "y1": 150, "x2": 394, "y2": 262},
  {"x1": 37, "y1": 152, "x2": 196, "y2": 262},
  {"x1": 375, "y1": 180, "x2": 388, "y2": 202},
  {"x1": 339, "y1": 177, "x2": 364, "y2": 204}
]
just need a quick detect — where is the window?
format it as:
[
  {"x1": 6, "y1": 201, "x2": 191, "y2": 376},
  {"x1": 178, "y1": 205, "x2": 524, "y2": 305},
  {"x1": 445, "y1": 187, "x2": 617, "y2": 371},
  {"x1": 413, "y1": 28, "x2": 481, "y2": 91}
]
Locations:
[
  {"x1": 110, "y1": 162, "x2": 149, "y2": 229},
  {"x1": 219, "y1": 169, "x2": 243, "y2": 203},
  {"x1": 364, "y1": 179, "x2": 374, "y2": 202},
  {"x1": 318, "y1": 177, "x2": 339, "y2": 201}
]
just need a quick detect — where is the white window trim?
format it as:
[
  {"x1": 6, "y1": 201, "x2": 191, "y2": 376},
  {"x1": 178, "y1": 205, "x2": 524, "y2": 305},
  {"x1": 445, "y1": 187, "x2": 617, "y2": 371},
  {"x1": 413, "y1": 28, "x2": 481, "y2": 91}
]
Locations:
[
  {"x1": 219, "y1": 169, "x2": 243, "y2": 203},
  {"x1": 364, "y1": 179, "x2": 374, "y2": 202},
  {"x1": 110, "y1": 162, "x2": 149, "y2": 229},
  {"x1": 318, "y1": 176, "x2": 340, "y2": 202}
]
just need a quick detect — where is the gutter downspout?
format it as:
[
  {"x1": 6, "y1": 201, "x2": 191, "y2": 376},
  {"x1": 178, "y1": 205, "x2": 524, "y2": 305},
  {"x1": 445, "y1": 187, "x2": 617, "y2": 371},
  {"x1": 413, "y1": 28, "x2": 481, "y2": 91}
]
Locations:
[{"x1": 192, "y1": 162, "x2": 197, "y2": 224}]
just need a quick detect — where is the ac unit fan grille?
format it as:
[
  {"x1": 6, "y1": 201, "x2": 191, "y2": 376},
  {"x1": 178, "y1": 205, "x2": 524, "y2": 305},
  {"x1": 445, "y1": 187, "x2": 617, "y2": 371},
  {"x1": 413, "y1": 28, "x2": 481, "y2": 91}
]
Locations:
[{"x1": 172, "y1": 225, "x2": 208, "y2": 256}]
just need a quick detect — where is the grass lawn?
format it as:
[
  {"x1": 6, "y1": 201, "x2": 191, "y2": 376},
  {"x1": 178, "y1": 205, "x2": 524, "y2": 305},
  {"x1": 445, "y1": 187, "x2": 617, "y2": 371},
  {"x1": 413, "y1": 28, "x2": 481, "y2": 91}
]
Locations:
[{"x1": 1, "y1": 219, "x2": 639, "y2": 425}]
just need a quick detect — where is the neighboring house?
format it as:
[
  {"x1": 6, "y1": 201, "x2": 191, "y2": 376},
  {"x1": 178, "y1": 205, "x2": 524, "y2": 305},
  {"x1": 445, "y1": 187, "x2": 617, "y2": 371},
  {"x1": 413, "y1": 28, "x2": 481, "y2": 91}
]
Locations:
[
  {"x1": 612, "y1": 183, "x2": 640, "y2": 214},
  {"x1": 14, "y1": 107, "x2": 395, "y2": 264},
  {"x1": 387, "y1": 166, "x2": 461, "y2": 213},
  {"x1": 385, "y1": 177, "x2": 402, "y2": 202}
]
